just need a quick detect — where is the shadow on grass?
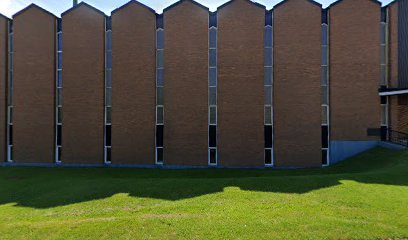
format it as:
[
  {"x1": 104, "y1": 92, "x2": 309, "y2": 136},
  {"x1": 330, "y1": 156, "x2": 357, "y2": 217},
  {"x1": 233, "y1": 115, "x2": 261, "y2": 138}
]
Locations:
[{"x1": 0, "y1": 147, "x2": 407, "y2": 209}]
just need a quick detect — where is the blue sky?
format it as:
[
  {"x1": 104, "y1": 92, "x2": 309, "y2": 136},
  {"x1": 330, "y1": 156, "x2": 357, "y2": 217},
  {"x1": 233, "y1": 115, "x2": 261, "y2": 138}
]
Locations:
[{"x1": 0, "y1": 0, "x2": 395, "y2": 18}]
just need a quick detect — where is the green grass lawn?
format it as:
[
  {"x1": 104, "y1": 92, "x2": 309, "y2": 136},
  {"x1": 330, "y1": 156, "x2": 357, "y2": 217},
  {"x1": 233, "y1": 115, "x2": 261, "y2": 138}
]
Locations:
[{"x1": 0, "y1": 147, "x2": 407, "y2": 240}]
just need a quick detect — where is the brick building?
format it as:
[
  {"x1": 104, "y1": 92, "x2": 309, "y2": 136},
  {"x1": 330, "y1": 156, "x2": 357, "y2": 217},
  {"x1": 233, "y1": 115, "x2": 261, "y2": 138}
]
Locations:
[{"x1": 0, "y1": 0, "x2": 407, "y2": 168}]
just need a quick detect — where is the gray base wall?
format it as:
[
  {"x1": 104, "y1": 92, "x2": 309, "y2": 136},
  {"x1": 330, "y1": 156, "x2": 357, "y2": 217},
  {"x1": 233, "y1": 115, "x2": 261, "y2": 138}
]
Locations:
[{"x1": 330, "y1": 140, "x2": 379, "y2": 165}]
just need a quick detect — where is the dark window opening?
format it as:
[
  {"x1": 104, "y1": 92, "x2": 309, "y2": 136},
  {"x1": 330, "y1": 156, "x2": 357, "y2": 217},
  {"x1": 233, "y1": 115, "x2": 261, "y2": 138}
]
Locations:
[
  {"x1": 209, "y1": 125, "x2": 217, "y2": 148},
  {"x1": 322, "y1": 149, "x2": 328, "y2": 165},
  {"x1": 322, "y1": 125, "x2": 328, "y2": 148},
  {"x1": 157, "y1": 148, "x2": 163, "y2": 163},
  {"x1": 156, "y1": 125, "x2": 164, "y2": 147},
  {"x1": 264, "y1": 149, "x2": 272, "y2": 165},
  {"x1": 105, "y1": 125, "x2": 111, "y2": 147},
  {"x1": 8, "y1": 125, "x2": 13, "y2": 145},
  {"x1": 209, "y1": 149, "x2": 217, "y2": 164},
  {"x1": 106, "y1": 147, "x2": 111, "y2": 163},
  {"x1": 57, "y1": 125, "x2": 62, "y2": 146},
  {"x1": 381, "y1": 96, "x2": 387, "y2": 105},
  {"x1": 156, "y1": 14, "x2": 164, "y2": 29},
  {"x1": 209, "y1": 11, "x2": 217, "y2": 28},
  {"x1": 264, "y1": 125, "x2": 272, "y2": 148}
]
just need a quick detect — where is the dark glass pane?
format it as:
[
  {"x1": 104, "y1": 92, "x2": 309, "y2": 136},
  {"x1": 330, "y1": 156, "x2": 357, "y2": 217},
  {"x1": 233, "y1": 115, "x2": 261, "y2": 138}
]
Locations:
[
  {"x1": 209, "y1": 68, "x2": 217, "y2": 87},
  {"x1": 106, "y1": 106, "x2": 111, "y2": 124},
  {"x1": 57, "y1": 146, "x2": 62, "y2": 161},
  {"x1": 8, "y1": 125, "x2": 13, "y2": 145},
  {"x1": 106, "y1": 69, "x2": 112, "y2": 88},
  {"x1": 321, "y1": 86, "x2": 328, "y2": 105},
  {"x1": 265, "y1": 47, "x2": 272, "y2": 66},
  {"x1": 322, "y1": 125, "x2": 329, "y2": 148},
  {"x1": 265, "y1": 149, "x2": 272, "y2": 165},
  {"x1": 157, "y1": 106, "x2": 164, "y2": 124},
  {"x1": 321, "y1": 66, "x2": 328, "y2": 86},
  {"x1": 57, "y1": 125, "x2": 61, "y2": 146},
  {"x1": 106, "y1": 30, "x2": 112, "y2": 50},
  {"x1": 156, "y1": 15, "x2": 164, "y2": 29},
  {"x1": 106, "y1": 88, "x2": 112, "y2": 107},
  {"x1": 381, "y1": 46, "x2": 386, "y2": 65},
  {"x1": 264, "y1": 67, "x2": 272, "y2": 86},
  {"x1": 156, "y1": 125, "x2": 164, "y2": 147},
  {"x1": 265, "y1": 106, "x2": 272, "y2": 125},
  {"x1": 105, "y1": 16, "x2": 112, "y2": 31},
  {"x1": 209, "y1": 87, "x2": 217, "y2": 105},
  {"x1": 156, "y1": 148, "x2": 163, "y2": 163},
  {"x1": 321, "y1": 45, "x2": 328, "y2": 65},
  {"x1": 106, "y1": 50, "x2": 112, "y2": 69},
  {"x1": 381, "y1": 96, "x2": 387, "y2": 105},
  {"x1": 209, "y1": 49, "x2": 216, "y2": 67},
  {"x1": 8, "y1": 107, "x2": 12, "y2": 124},
  {"x1": 157, "y1": 87, "x2": 164, "y2": 106},
  {"x1": 209, "y1": 28, "x2": 217, "y2": 48},
  {"x1": 157, "y1": 68, "x2": 164, "y2": 87},
  {"x1": 58, "y1": 52, "x2": 62, "y2": 69},
  {"x1": 209, "y1": 125, "x2": 217, "y2": 148},
  {"x1": 321, "y1": 106, "x2": 328, "y2": 125},
  {"x1": 57, "y1": 107, "x2": 62, "y2": 124},
  {"x1": 9, "y1": 35, "x2": 13, "y2": 52},
  {"x1": 157, "y1": 50, "x2": 164, "y2": 68},
  {"x1": 322, "y1": 149, "x2": 328, "y2": 165},
  {"x1": 209, "y1": 148, "x2": 217, "y2": 164},
  {"x1": 321, "y1": 24, "x2": 328, "y2": 46},
  {"x1": 210, "y1": 106, "x2": 216, "y2": 125},
  {"x1": 380, "y1": 23, "x2": 386, "y2": 45},
  {"x1": 209, "y1": 12, "x2": 217, "y2": 28},
  {"x1": 264, "y1": 125, "x2": 272, "y2": 148},
  {"x1": 265, "y1": 86, "x2": 272, "y2": 105},
  {"x1": 265, "y1": 26, "x2": 272, "y2": 47},
  {"x1": 105, "y1": 125, "x2": 111, "y2": 147},
  {"x1": 57, "y1": 70, "x2": 62, "y2": 87},
  {"x1": 106, "y1": 147, "x2": 111, "y2": 163},
  {"x1": 157, "y1": 30, "x2": 164, "y2": 49},
  {"x1": 57, "y1": 33, "x2": 62, "y2": 51},
  {"x1": 57, "y1": 88, "x2": 62, "y2": 106}
]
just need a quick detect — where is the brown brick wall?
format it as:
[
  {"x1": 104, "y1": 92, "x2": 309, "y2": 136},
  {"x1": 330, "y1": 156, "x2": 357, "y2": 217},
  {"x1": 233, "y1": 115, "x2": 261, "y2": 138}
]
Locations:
[
  {"x1": 389, "y1": 2, "x2": 398, "y2": 88},
  {"x1": 111, "y1": 3, "x2": 156, "y2": 165},
  {"x1": 390, "y1": 95, "x2": 408, "y2": 133},
  {"x1": 0, "y1": 16, "x2": 7, "y2": 162},
  {"x1": 61, "y1": 5, "x2": 105, "y2": 164},
  {"x1": 273, "y1": 0, "x2": 322, "y2": 167},
  {"x1": 163, "y1": 1, "x2": 209, "y2": 166},
  {"x1": 217, "y1": 0, "x2": 265, "y2": 167},
  {"x1": 330, "y1": 0, "x2": 381, "y2": 141},
  {"x1": 13, "y1": 6, "x2": 55, "y2": 163}
]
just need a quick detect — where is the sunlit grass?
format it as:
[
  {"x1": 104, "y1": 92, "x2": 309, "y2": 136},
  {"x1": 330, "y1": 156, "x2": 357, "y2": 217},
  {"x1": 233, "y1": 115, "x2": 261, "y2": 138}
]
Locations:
[{"x1": 0, "y1": 147, "x2": 407, "y2": 239}]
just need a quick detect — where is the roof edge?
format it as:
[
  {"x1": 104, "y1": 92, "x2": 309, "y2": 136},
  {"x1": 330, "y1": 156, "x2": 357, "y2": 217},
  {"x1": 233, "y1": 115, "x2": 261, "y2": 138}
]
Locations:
[
  {"x1": 273, "y1": 0, "x2": 322, "y2": 10},
  {"x1": 112, "y1": 0, "x2": 156, "y2": 15},
  {"x1": 62, "y1": 1, "x2": 106, "y2": 17},
  {"x1": 163, "y1": 0, "x2": 209, "y2": 13},
  {"x1": 218, "y1": 0, "x2": 266, "y2": 11},
  {"x1": 13, "y1": 3, "x2": 57, "y2": 18},
  {"x1": 328, "y1": 0, "x2": 381, "y2": 9}
]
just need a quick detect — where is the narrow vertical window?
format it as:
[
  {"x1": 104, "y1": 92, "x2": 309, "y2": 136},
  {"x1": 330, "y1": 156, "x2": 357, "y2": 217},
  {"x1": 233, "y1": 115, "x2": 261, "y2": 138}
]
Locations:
[
  {"x1": 104, "y1": 16, "x2": 112, "y2": 164},
  {"x1": 264, "y1": 10, "x2": 273, "y2": 166},
  {"x1": 55, "y1": 18, "x2": 63, "y2": 163},
  {"x1": 7, "y1": 20, "x2": 13, "y2": 162},
  {"x1": 156, "y1": 15, "x2": 164, "y2": 165},
  {"x1": 380, "y1": 8, "x2": 388, "y2": 87},
  {"x1": 208, "y1": 12, "x2": 218, "y2": 166},
  {"x1": 379, "y1": 8, "x2": 389, "y2": 136},
  {"x1": 321, "y1": 11, "x2": 330, "y2": 166}
]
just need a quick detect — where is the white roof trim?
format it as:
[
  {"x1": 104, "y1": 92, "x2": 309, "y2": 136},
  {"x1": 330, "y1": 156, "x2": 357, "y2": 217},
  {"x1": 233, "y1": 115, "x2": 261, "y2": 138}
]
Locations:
[{"x1": 379, "y1": 89, "x2": 408, "y2": 96}]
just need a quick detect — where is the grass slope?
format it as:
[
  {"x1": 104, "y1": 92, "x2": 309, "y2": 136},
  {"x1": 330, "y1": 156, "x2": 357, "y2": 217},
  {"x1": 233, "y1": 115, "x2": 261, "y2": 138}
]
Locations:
[{"x1": 0, "y1": 147, "x2": 407, "y2": 240}]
